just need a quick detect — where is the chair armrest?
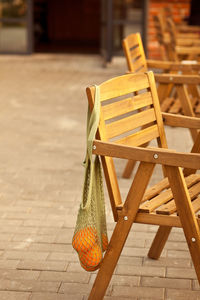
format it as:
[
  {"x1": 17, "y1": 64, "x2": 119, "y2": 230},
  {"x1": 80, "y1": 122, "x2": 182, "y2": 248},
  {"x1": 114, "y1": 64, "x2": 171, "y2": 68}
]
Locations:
[
  {"x1": 177, "y1": 25, "x2": 200, "y2": 32},
  {"x1": 147, "y1": 59, "x2": 173, "y2": 71},
  {"x1": 162, "y1": 113, "x2": 200, "y2": 129},
  {"x1": 171, "y1": 61, "x2": 200, "y2": 72},
  {"x1": 147, "y1": 60, "x2": 200, "y2": 72},
  {"x1": 176, "y1": 46, "x2": 200, "y2": 55},
  {"x1": 154, "y1": 73, "x2": 200, "y2": 84},
  {"x1": 93, "y1": 140, "x2": 200, "y2": 170},
  {"x1": 177, "y1": 39, "x2": 200, "y2": 47},
  {"x1": 177, "y1": 33, "x2": 200, "y2": 40}
]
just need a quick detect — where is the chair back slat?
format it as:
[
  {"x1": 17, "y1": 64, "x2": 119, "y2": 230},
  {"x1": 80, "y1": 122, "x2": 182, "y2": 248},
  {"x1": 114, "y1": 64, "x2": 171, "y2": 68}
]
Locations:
[
  {"x1": 102, "y1": 91, "x2": 153, "y2": 120},
  {"x1": 131, "y1": 56, "x2": 146, "y2": 73},
  {"x1": 106, "y1": 108, "x2": 156, "y2": 140},
  {"x1": 153, "y1": 14, "x2": 168, "y2": 45},
  {"x1": 153, "y1": 14, "x2": 178, "y2": 61},
  {"x1": 115, "y1": 124, "x2": 160, "y2": 147},
  {"x1": 99, "y1": 73, "x2": 149, "y2": 102}
]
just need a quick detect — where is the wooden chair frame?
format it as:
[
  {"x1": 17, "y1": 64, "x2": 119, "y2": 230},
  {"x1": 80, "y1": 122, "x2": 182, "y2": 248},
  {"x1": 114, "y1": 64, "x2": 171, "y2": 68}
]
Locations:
[
  {"x1": 153, "y1": 14, "x2": 200, "y2": 61},
  {"x1": 86, "y1": 72, "x2": 200, "y2": 299},
  {"x1": 154, "y1": 15, "x2": 200, "y2": 62},
  {"x1": 161, "y1": 6, "x2": 200, "y2": 33},
  {"x1": 122, "y1": 32, "x2": 200, "y2": 82},
  {"x1": 122, "y1": 32, "x2": 200, "y2": 178}
]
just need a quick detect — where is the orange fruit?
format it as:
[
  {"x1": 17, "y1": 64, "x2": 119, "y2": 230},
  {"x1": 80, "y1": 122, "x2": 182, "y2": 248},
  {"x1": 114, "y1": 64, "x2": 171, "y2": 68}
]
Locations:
[
  {"x1": 102, "y1": 233, "x2": 108, "y2": 252},
  {"x1": 79, "y1": 243, "x2": 102, "y2": 271},
  {"x1": 80, "y1": 261, "x2": 100, "y2": 272},
  {"x1": 72, "y1": 226, "x2": 97, "y2": 253}
]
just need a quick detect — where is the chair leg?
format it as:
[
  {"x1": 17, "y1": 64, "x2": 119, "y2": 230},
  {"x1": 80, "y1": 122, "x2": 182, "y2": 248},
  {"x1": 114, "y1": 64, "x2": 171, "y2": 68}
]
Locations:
[
  {"x1": 166, "y1": 165, "x2": 200, "y2": 284},
  {"x1": 88, "y1": 162, "x2": 155, "y2": 299},
  {"x1": 122, "y1": 159, "x2": 136, "y2": 178},
  {"x1": 176, "y1": 84, "x2": 198, "y2": 142},
  {"x1": 148, "y1": 225, "x2": 172, "y2": 259},
  {"x1": 88, "y1": 215, "x2": 134, "y2": 300}
]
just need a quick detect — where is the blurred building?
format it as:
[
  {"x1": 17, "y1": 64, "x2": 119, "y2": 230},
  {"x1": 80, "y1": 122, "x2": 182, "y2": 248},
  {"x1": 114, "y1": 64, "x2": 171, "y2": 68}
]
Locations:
[
  {"x1": 0, "y1": 0, "x2": 191, "y2": 61},
  {"x1": 148, "y1": 0, "x2": 191, "y2": 58}
]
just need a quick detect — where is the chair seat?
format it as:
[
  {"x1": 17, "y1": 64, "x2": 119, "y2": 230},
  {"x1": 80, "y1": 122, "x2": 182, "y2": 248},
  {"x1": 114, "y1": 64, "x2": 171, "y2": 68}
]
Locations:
[
  {"x1": 139, "y1": 173, "x2": 200, "y2": 216},
  {"x1": 161, "y1": 97, "x2": 200, "y2": 115}
]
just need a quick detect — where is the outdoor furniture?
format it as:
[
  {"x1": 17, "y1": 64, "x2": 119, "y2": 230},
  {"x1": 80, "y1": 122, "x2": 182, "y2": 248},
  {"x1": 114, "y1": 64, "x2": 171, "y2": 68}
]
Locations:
[
  {"x1": 86, "y1": 71, "x2": 200, "y2": 300},
  {"x1": 166, "y1": 18, "x2": 200, "y2": 61},
  {"x1": 122, "y1": 32, "x2": 200, "y2": 178},
  {"x1": 161, "y1": 6, "x2": 200, "y2": 33},
  {"x1": 122, "y1": 33, "x2": 200, "y2": 117},
  {"x1": 153, "y1": 14, "x2": 200, "y2": 61}
]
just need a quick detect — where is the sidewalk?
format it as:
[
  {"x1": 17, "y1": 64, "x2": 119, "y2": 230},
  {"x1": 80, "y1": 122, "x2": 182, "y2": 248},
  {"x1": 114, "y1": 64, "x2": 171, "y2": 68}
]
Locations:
[{"x1": 0, "y1": 53, "x2": 198, "y2": 300}]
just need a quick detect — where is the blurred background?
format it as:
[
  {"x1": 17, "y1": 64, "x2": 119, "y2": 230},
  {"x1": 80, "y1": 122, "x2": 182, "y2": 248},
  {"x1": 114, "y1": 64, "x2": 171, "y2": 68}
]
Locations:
[{"x1": 0, "y1": 0, "x2": 192, "y2": 62}]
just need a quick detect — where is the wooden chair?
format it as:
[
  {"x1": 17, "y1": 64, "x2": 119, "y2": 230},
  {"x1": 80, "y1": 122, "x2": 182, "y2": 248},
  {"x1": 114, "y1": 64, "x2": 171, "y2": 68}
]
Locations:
[
  {"x1": 86, "y1": 71, "x2": 200, "y2": 299},
  {"x1": 154, "y1": 15, "x2": 200, "y2": 62},
  {"x1": 122, "y1": 32, "x2": 200, "y2": 79},
  {"x1": 122, "y1": 32, "x2": 200, "y2": 178},
  {"x1": 161, "y1": 6, "x2": 200, "y2": 33},
  {"x1": 153, "y1": 14, "x2": 200, "y2": 61}
]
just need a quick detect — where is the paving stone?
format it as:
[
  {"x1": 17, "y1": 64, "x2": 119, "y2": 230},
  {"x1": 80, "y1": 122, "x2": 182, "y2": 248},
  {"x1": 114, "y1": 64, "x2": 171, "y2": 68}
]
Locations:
[
  {"x1": 145, "y1": 239, "x2": 188, "y2": 251},
  {"x1": 143, "y1": 257, "x2": 191, "y2": 268},
  {"x1": 0, "y1": 279, "x2": 60, "y2": 292},
  {"x1": 167, "y1": 249, "x2": 191, "y2": 259},
  {"x1": 168, "y1": 232, "x2": 186, "y2": 242},
  {"x1": 0, "y1": 260, "x2": 20, "y2": 270},
  {"x1": 59, "y1": 282, "x2": 92, "y2": 294},
  {"x1": 90, "y1": 273, "x2": 140, "y2": 286},
  {"x1": 4, "y1": 250, "x2": 49, "y2": 260},
  {"x1": 141, "y1": 276, "x2": 191, "y2": 289},
  {"x1": 192, "y1": 280, "x2": 200, "y2": 291},
  {"x1": 166, "y1": 267, "x2": 196, "y2": 279},
  {"x1": 0, "y1": 291, "x2": 31, "y2": 300},
  {"x1": 0, "y1": 269, "x2": 40, "y2": 281},
  {"x1": 47, "y1": 252, "x2": 78, "y2": 262},
  {"x1": 122, "y1": 246, "x2": 167, "y2": 258},
  {"x1": 39, "y1": 271, "x2": 90, "y2": 283},
  {"x1": 28, "y1": 243, "x2": 73, "y2": 253},
  {"x1": 0, "y1": 226, "x2": 39, "y2": 234},
  {"x1": 116, "y1": 264, "x2": 165, "y2": 277},
  {"x1": 5, "y1": 212, "x2": 46, "y2": 220},
  {"x1": 67, "y1": 262, "x2": 92, "y2": 273},
  {"x1": 17, "y1": 260, "x2": 68, "y2": 272},
  {"x1": 0, "y1": 234, "x2": 13, "y2": 242},
  {"x1": 30, "y1": 293, "x2": 83, "y2": 300},
  {"x1": 12, "y1": 233, "x2": 56, "y2": 244},
  {"x1": 23, "y1": 220, "x2": 64, "y2": 228},
  {"x1": 121, "y1": 247, "x2": 149, "y2": 257},
  {"x1": 112, "y1": 285, "x2": 164, "y2": 299},
  {"x1": 166, "y1": 288, "x2": 200, "y2": 299},
  {"x1": 0, "y1": 241, "x2": 31, "y2": 251},
  {"x1": 118, "y1": 256, "x2": 143, "y2": 266},
  {"x1": 103, "y1": 297, "x2": 137, "y2": 300}
]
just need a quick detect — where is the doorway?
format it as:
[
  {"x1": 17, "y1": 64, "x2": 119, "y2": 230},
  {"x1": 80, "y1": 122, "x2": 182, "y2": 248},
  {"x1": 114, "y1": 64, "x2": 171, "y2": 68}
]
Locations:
[
  {"x1": 33, "y1": 0, "x2": 101, "y2": 53},
  {"x1": 0, "y1": 0, "x2": 32, "y2": 54}
]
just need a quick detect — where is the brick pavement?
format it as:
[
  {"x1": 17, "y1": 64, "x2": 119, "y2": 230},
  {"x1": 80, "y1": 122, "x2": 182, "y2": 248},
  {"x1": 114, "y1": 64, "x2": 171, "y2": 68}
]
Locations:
[{"x1": 0, "y1": 53, "x2": 198, "y2": 299}]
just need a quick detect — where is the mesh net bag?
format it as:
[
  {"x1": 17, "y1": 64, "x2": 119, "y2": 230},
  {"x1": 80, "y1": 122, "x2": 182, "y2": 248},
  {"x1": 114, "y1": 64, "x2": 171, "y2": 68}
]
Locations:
[{"x1": 72, "y1": 86, "x2": 108, "y2": 271}]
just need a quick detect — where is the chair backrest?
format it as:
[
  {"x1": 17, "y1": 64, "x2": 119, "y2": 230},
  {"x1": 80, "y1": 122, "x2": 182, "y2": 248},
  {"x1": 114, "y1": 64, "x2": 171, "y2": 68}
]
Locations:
[
  {"x1": 166, "y1": 18, "x2": 178, "y2": 47},
  {"x1": 153, "y1": 14, "x2": 178, "y2": 61},
  {"x1": 122, "y1": 33, "x2": 147, "y2": 73},
  {"x1": 153, "y1": 14, "x2": 166, "y2": 46},
  {"x1": 86, "y1": 72, "x2": 168, "y2": 221}
]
